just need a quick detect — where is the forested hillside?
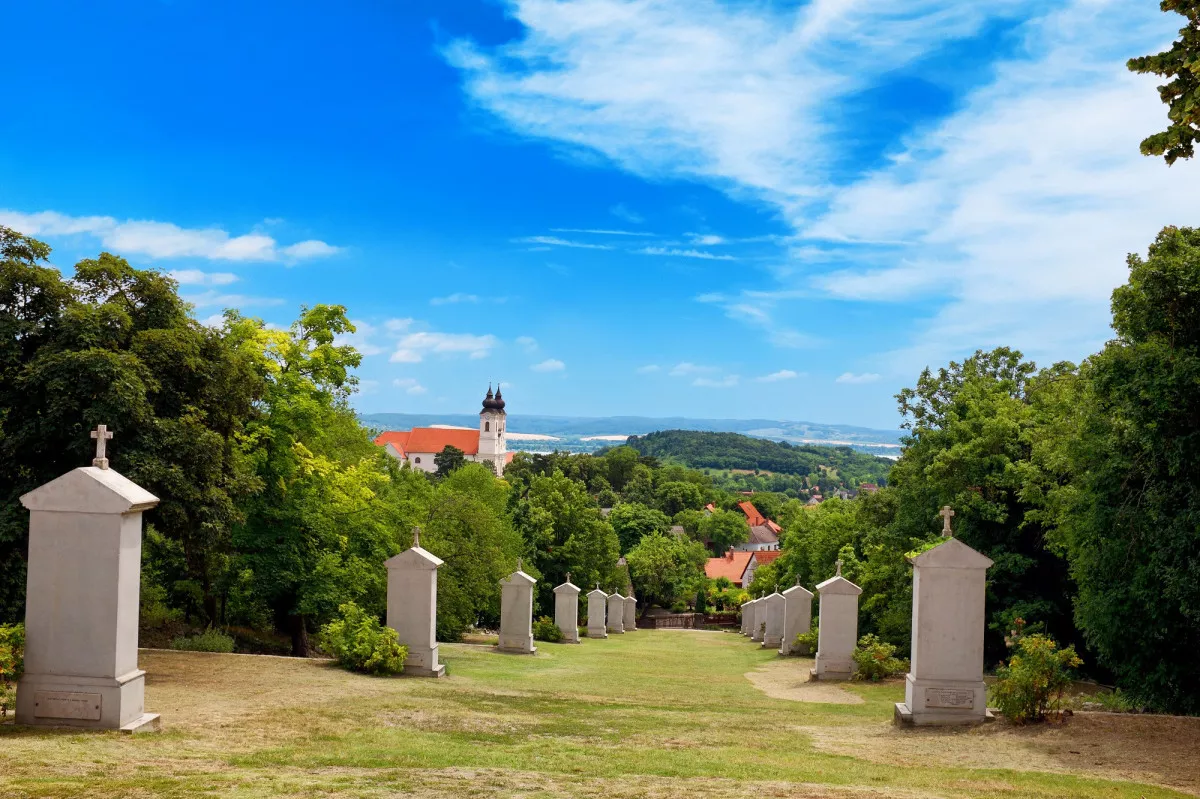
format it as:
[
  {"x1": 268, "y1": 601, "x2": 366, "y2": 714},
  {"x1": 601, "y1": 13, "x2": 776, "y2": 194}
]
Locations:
[{"x1": 626, "y1": 430, "x2": 892, "y2": 489}]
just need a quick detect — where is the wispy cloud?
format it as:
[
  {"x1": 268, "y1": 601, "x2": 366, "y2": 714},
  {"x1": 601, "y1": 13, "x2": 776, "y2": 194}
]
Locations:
[
  {"x1": 516, "y1": 336, "x2": 539, "y2": 353},
  {"x1": 687, "y1": 233, "x2": 725, "y2": 246},
  {"x1": 693, "y1": 375, "x2": 739, "y2": 388},
  {"x1": 531, "y1": 358, "x2": 566, "y2": 372},
  {"x1": 610, "y1": 203, "x2": 643, "y2": 224},
  {"x1": 551, "y1": 227, "x2": 653, "y2": 237},
  {"x1": 636, "y1": 246, "x2": 735, "y2": 261},
  {"x1": 335, "y1": 320, "x2": 387, "y2": 357},
  {"x1": 183, "y1": 290, "x2": 284, "y2": 309},
  {"x1": 668, "y1": 362, "x2": 718, "y2": 377},
  {"x1": 430, "y1": 293, "x2": 480, "y2": 305},
  {"x1": 836, "y1": 372, "x2": 881, "y2": 385},
  {"x1": 0, "y1": 209, "x2": 341, "y2": 262},
  {"x1": 170, "y1": 269, "x2": 239, "y2": 286},
  {"x1": 393, "y1": 378, "x2": 428, "y2": 395},
  {"x1": 756, "y1": 369, "x2": 799, "y2": 382},
  {"x1": 513, "y1": 235, "x2": 613, "y2": 250},
  {"x1": 390, "y1": 331, "x2": 498, "y2": 363},
  {"x1": 635, "y1": 364, "x2": 661, "y2": 374}
]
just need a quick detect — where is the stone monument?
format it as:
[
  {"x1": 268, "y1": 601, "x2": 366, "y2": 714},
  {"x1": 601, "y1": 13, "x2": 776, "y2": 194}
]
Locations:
[
  {"x1": 740, "y1": 600, "x2": 752, "y2": 635},
  {"x1": 810, "y1": 560, "x2": 862, "y2": 680},
  {"x1": 498, "y1": 559, "x2": 536, "y2": 654},
  {"x1": 761, "y1": 591, "x2": 785, "y2": 649},
  {"x1": 749, "y1": 598, "x2": 764, "y2": 642},
  {"x1": 553, "y1": 574, "x2": 581, "y2": 644},
  {"x1": 895, "y1": 506, "x2": 994, "y2": 726},
  {"x1": 17, "y1": 425, "x2": 161, "y2": 732},
  {"x1": 606, "y1": 592, "x2": 626, "y2": 634},
  {"x1": 623, "y1": 593, "x2": 638, "y2": 632},
  {"x1": 587, "y1": 584, "x2": 608, "y2": 639},
  {"x1": 384, "y1": 527, "x2": 445, "y2": 677},
  {"x1": 779, "y1": 578, "x2": 814, "y2": 656}
]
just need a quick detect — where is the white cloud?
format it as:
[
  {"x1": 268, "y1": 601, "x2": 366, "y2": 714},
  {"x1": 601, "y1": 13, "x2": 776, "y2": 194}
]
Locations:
[
  {"x1": 756, "y1": 369, "x2": 799, "y2": 382},
  {"x1": 668, "y1": 362, "x2": 718, "y2": 377},
  {"x1": 0, "y1": 209, "x2": 341, "y2": 262},
  {"x1": 635, "y1": 364, "x2": 661, "y2": 374},
  {"x1": 335, "y1": 320, "x2": 386, "y2": 357},
  {"x1": 517, "y1": 336, "x2": 539, "y2": 352},
  {"x1": 431, "y1": 293, "x2": 480, "y2": 305},
  {"x1": 390, "y1": 331, "x2": 498, "y2": 363},
  {"x1": 693, "y1": 375, "x2": 739, "y2": 388},
  {"x1": 513, "y1": 235, "x2": 613, "y2": 250},
  {"x1": 169, "y1": 269, "x2": 239, "y2": 286},
  {"x1": 687, "y1": 233, "x2": 725, "y2": 246},
  {"x1": 183, "y1": 290, "x2": 284, "y2": 309},
  {"x1": 531, "y1": 358, "x2": 566, "y2": 372},
  {"x1": 393, "y1": 378, "x2": 428, "y2": 395},
  {"x1": 385, "y1": 318, "x2": 414, "y2": 333},
  {"x1": 551, "y1": 227, "x2": 653, "y2": 237},
  {"x1": 836, "y1": 372, "x2": 881, "y2": 385},
  {"x1": 636, "y1": 246, "x2": 735, "y2": 261},
  {"x1": 610, "y1": 203, "x2": 643, "y2": 224}
]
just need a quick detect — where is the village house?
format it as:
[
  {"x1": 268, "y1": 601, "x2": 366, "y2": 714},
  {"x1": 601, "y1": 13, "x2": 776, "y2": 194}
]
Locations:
[
  {"x1": 731, "y1": 500, "x2": 781, "y2": 552},
  {"x1": 374, "y1": 385, "x2": 514, "y2": 476}
]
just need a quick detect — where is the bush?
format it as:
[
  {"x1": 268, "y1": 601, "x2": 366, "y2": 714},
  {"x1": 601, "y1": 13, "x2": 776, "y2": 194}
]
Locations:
[
  {"x1": 852, "y1": 634, "x2": 908, "y2": 681},
  {"x1": 319, "y1": 602, "x2": 407, "y2": 676},
  {"x1": 533, "y1": 615, "x2": 564, "y2": 643},
  {"x1": 990, "y1": 631, "x2": 1082, "y2": 724},
  {"x1": 170, "y1": 627, "x2": 236, "y2": 653},
  {"x1": 0, "y1": 623, "x2": 25, "y2": 717},
  {"x1": 792, "y1": 620, "x2": 818, "y2": 655}
]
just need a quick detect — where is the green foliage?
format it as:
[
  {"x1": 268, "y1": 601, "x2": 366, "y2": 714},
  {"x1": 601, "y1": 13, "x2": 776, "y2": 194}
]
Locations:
[
  {"x1": 792, "y1": 620, "x2": 818, "y2": 656},
  {"x1": 990, "y1": 626, "x2": 1082, "y2": 724},
  {"x1": 698, "y1": 509, "x2": 748, "y2": 555},
  {"x1": 625, "y1": 533, "x2": 708, "y2": 611},
  {"x1": 1127, "y1": 1, "x2": 1200, "y2": 164},
  {"x1": 319, "y1": 602, "x2": 407, "y2": 676},
  {"x1": 170, "y1": 627, "x2": 236, "y2": 653},
  {"x1": 532, "y1": 615, "x2": 564, "y2": 643},
  {"x1": 0, "y1": 622, "x2": 24, "y2": 716},
  {"x1": 851, "y1": 634, "x2": 908, "y2": 682},
  {"x1": 434, "y1": 445, "x2": 467, "y2": 477},
  {"x1": 607, "y1": 502, "x2": 670, "y2": 553}
]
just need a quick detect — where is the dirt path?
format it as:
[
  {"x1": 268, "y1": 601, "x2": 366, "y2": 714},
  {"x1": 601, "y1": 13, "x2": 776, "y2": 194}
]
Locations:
[{"x1": 745, "y1": 657, "x2": 865, "y2": 704}]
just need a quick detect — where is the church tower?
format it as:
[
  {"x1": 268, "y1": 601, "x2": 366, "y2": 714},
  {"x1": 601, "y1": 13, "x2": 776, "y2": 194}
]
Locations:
[{"x1": 478, "y1": 384, "x2": 507, "y2": 475}]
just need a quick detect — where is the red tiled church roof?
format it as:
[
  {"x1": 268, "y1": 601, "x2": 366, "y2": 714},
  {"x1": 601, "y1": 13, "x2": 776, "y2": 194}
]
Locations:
[{"x1": 375, "y1": 428, "x2": 481, "y2": 456}]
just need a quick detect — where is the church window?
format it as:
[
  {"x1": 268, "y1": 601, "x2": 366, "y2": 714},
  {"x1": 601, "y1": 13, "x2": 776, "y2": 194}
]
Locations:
[
  {"x1": 414, "y1": 457, "x2": 421, "y2": 464},
  {"x1": 485, "y1": 422, "x2": 490, "y2": 431}
]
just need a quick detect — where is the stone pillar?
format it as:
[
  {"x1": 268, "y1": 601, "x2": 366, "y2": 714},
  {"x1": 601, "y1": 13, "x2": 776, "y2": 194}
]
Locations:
[
  {"x1": 606, "y1": 592, "x2": 626, "y2": 634},
  {"x1": 553, "y1": 577, "x2": 581, "y2": 644},
  {"x1": 385, "y1": 528, "x2": 445, "y2": 677},
  {"x1": 739, "y1": 600, "x2": 752, "y2": 635},
  {"x1": 498, "y1": 564, "x2": 536, "y2": 654},
  {"x1": 779, "y1": 581, "x2": 814, "y2": 656},
  {"x1": 17, "y1": 449, "x2": 161, "y2": 732},
  {"x1": 761, "y1": 592, "x2": 785, "y2": 649},
  {"x1": 895, "y1": 528, "x2": 994, "y2": 726},
  {"x1": 749, "y1": 598, "x2": 764, "y2": 642},
  {"x1": 623, "y1": 594, "x2": 638, "y2": 631},
  {"x1": 586, "y1": 585, "x2": 608, "y2": 639},
  {"x1": 811, "y1": 565, "x2": 862, "y2": 681}
]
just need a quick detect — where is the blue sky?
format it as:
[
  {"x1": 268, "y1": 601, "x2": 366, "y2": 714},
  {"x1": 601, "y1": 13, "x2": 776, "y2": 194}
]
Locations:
[{"x1": 2, "y1": 0, "x2": 1198, "y2": 429}]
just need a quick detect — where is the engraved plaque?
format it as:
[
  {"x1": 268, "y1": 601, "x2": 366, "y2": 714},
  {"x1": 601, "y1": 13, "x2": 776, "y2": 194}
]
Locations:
[
  {"x1": 33, "y1": 691, "x2": 103, "y2": 720},
  {"x1": 925, "y1": 687, "x2": 975, "y2": 709}
]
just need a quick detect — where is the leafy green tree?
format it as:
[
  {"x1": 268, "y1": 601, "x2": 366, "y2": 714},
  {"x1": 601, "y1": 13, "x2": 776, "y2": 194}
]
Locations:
[
  {"x1": 434, "y1": 445, "x2": 467, "y2": 477},
  {"x1": 606, "y1": 502, "x2": 669, "y2": 554},
  {"x1": 672, "y1": 508, "x2": 706, "y2": 537},
  {"x1": 699, "y1": 509, "x2": 748, "y2": 555},
  {"x1": 603, "y1": 445, "x2": 641, "y2": 491},
  {"x1": 1045, "y1": 227, "x2": 1200, "y2": 713},
  {"x1": 625, "y1": 533, "x2": 708, "y2": 611},
  {"x1": 656, "y1": 480, "x2": 704, "y2": 516},
  {"x1": 1127, "y1": 1, "x2": 1200, "y2": 164}
]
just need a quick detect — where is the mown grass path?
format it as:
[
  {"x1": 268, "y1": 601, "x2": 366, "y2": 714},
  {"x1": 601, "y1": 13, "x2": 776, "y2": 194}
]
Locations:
[{"x1": 2, "y1": 629, "x2": 1197, "y2": 798}]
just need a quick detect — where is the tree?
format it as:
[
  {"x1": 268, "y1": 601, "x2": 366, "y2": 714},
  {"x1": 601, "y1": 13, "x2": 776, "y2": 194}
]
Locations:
[
  {"x1": 603, "y1": 446, "x2": 640, "y2": 491},
  {"x1": 1127, "y1": 1, "x2": 1200, "y2": 164},
  {"x1": 625, "y1": 533, "x2": 708, "y2": 611},
  {"x1": 434, "y1": 445, "x2": 467, "y2": 477},
  {"x1": 1046, "y1": 227, "x2": 1200, "y2": 713},
  {"x1": 656, "y1": 480, "x2": 704, "y2": 516},
  {"x1": 699, "y1": 509, "x2": 748, "y2": 555},
  {"x1": 606, "y1": 502, "x2": 669, "y2": 554}
]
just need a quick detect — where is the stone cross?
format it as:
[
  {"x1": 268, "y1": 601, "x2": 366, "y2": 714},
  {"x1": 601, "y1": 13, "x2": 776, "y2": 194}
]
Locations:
[
  {"x1": 566, "y1": 572, "x2": 571, "y2": 584},
  {"x1": 413, "y1": 526, "x2": 421, "y2": 548},
  {"x1": 90, "y1": 424, "x2": 113, "y2": 469},
  {"x1": 835, "y1": 559, "x2": 843, "y2": 577},
  {"x1": 939, "y1": 505, "x2": 955, "y2": 537},
  {"x1": 518, "y1": 557, "x2": 523, "y2": 572}
]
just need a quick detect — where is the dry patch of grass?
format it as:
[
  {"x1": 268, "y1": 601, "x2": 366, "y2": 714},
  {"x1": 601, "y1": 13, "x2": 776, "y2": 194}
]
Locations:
[{"x1": 745, "y1": 657, "x2": 865, "y2": 704}]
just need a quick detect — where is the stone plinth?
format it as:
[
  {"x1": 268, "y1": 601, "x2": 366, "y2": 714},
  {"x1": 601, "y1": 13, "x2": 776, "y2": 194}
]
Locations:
[
  {"x1": 749, "y1": 599, "x2": 764, "y2": 642},
  {"x1": 587, "y1": 587, "x2": 608, "y2": 639},
  {"x1": 761, "y1": 592, "x2": 785, "y2": 648},
  {"x1": 17, "y1": 466, "x2": 161, "y2": 731},
  {"x1": 780, "y1": 583, "x2": 814, "y2": 656},
  {"x1": 385, "y1": 540, "x2": 445, "y2": 677},
  {"x1": 606, "y1": 593, "x2": 626, "y2": 634},
  {"x1": 623, "y1": 594, "x2": 638, "y2": 631},
  {"x1": 811, "y1": 573, "x2": 862, "y2": 681},
  {"x1": 895, "y1": 538, "x2": 994, "y2": 726},
  {"x1": 553, "y1": 580, "x2": 581, "y2": 643},
  {"x1": 498, "y1": 568, "x2": 537, "y2": 654},
  {"x1": 739, "y1": 601, "x2": 752, "y2": 635}
]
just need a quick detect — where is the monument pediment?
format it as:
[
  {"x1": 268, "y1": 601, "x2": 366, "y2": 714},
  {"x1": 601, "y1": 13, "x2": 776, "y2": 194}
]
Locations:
[
  {"x1": 815, "y1": 575, "x2": 863, "y2": 596},
  {"x1": 385, "y1": 545, "x2": 443, "y2": 570},
  {"x1": 502, "y1": 570, "x2": 537, "y2": 586},
  {"x1": 21, "y1": 467, "x2": 159, "y2": 515},
  {"x1": 553, "y1": 581, "x2": 580, "y2": 594},
  {"x1": 909, "y1": 537, "x2": 993, "y2": 570},
  {"x1": 782, "y1": 584, "x2": 813, "y2": 600}
]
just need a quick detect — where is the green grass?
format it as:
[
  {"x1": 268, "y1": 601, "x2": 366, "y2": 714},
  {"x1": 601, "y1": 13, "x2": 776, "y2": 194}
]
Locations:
[{"x1": 0, "y1": 630, "x2": 1196, "y2": 798}]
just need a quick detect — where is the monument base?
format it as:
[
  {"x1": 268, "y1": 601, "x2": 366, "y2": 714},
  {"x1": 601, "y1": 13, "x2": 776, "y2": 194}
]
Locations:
[
  {"x1": 403, "y1": 646, "x2": 445, "y2": 678},
  {"x1": 120, "y1": 713, "x2": 162, "y2": 734},
  {"x1": 810, "y1": 653, "x2": 853, "y2": 681},
  {"x1": 606, "y1": 628, "x2": 624, "y2": 635},
  {"x1": 587, "y1": 627, "x2": 608, "y2": 639},
  {"x1": 497, "y1": 633, "x2": 536, "y2": 654},
  {"x1": 16, "y1": 669, "x2": 155, "y2": 731},
  {"x1": 403, "y1": 663, "x2": 446, "y2": 678},
  {"x1": 762, "y1": 635, "x2": 782, "y2": 649},
  {"x1": 893, "y1": 675, "x2": 992, "y2": 726}
]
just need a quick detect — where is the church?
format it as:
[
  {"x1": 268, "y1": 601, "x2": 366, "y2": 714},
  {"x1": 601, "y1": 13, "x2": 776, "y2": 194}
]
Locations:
[{"x1": 374, "y1": 385, "x2": 511, "y2": 476}]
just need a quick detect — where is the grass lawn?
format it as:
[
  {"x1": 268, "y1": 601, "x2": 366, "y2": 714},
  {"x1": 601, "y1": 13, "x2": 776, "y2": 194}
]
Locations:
[{"x1": 2, "y1": 629, "x2": 1198, "y2": 798}]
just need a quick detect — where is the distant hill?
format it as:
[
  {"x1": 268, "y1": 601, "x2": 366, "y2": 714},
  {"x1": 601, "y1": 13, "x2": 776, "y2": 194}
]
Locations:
[
  {"x1": 627, "y1": 430, "x2": 893, "y2": 487},
  {"x1": 358, "y1": 413, "x2": 902, "y2": 456}
]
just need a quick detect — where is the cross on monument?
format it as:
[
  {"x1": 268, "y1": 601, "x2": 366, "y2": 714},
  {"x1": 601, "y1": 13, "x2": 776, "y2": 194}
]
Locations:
[
  {"x1": 90, "y1": 424, "x2": 113, "y2": 469},
  {"x1": 565, "y1": 572, "x2": 571, "y2": 585},
  {"x1": 412, "y1": 526, "x2": 421, "y2": 548},
  {"x1": 939, "y1": 505, "x2": 956, "y2": 538},
  {"x1": 517, "y1": 557, "x2": 523, "y2": 573},
  {"x1": 835, "y1": 559, "x2": 843, "y2": 577}
]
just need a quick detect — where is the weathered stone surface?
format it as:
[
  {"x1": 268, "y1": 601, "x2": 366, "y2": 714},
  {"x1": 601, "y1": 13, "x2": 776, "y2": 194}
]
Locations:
[
  {"x1": 623, "y1": 594, "x2": 638, "y2": 632},
  {"x1": 385, "y1": 537, "x2": 446, "y2": 677},
  {"x1": 587, "y1": 587, "x2": 609, "y2": 639},
  {"x1": 780, "y1": 583, "x2": 814, "y2": 656},
  {"x1": 761, "y1": 592, "x2": 785, "y2": 649},
  {"x1": 498, "y1": 568, "x2": 537, "y2": 654},
  {"x1": 606, "y1": 593, "x2": 626, "y2": 634},
  {"x1": 553, "y1": 580, "x2": 581, "y2": 643},
  {"x1": 811, "y1": 573, "x2": 861, "y2": 681}
]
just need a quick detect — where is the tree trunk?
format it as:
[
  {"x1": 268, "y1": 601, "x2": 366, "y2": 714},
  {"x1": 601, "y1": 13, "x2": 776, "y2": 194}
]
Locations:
[{"x1": 289, "y1": 614, "x2": 309, "y2": 657}]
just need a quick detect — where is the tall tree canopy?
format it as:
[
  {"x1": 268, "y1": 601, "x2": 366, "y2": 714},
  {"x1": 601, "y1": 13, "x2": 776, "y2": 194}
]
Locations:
[{"x1": 1128, "y1": 1, "x2": 1200, "y2": 164}]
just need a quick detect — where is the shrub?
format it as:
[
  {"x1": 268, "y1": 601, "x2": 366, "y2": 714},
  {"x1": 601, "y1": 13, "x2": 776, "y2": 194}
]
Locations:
[
  {"x1": 170, "y1": 627, "x2": 236, "y2": 653},
  {"x1": 990, "y1": 629, "x2": 1082, "y2": 724},
  {"x1": 852, "y1": 634, "x2": 908, "y2": 681},
  {"x1": 0, "y1": 623, "x2": 25, "y2": 717},
  {"x1": 792, "y1": 620, "x2": 818, "y2": 655},
  {"x1": 533, "y1": 616, "x2": 564, "y2": 643},
  {"x1": 320, "y1": 602, "x2": 407, "y2": 676}
]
